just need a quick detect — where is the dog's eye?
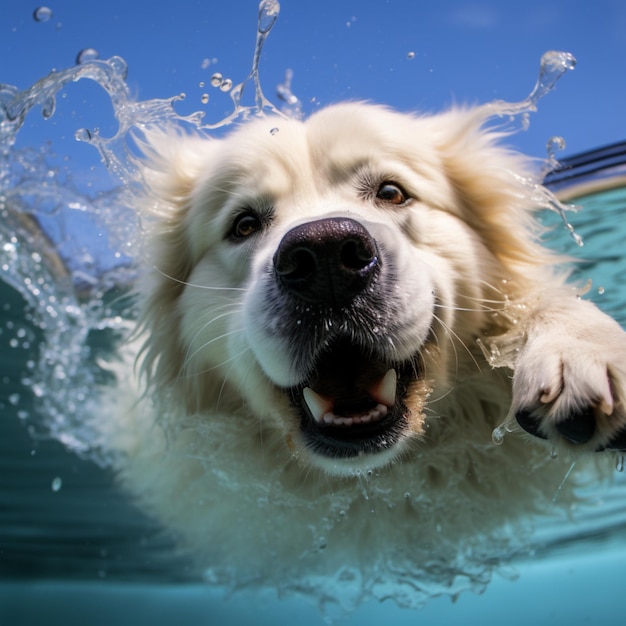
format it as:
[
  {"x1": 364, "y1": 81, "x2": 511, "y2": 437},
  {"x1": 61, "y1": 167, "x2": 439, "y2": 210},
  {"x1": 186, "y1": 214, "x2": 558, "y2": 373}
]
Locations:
[
  {"x1": 376, "y1": 182, "x2": 407, "y2": 205},
  {"x1": 231, "y1": 213, "x2": 262, "y2": 239}
]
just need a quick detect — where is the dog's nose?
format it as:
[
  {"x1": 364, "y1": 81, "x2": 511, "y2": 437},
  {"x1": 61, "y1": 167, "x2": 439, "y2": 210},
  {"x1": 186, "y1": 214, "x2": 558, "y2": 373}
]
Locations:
[{"x1": 273, "y1": 217, "x2": 379, "y2": 305}]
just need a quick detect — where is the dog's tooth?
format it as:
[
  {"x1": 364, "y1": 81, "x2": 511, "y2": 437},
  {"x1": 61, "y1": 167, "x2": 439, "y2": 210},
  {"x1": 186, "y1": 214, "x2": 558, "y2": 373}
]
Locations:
[
  {"x1": 371, "y1": 369, "x2": 397, "y2": 407},
  {"x1": 303, "y1": 387, "x2": 333, "y2": 423}
]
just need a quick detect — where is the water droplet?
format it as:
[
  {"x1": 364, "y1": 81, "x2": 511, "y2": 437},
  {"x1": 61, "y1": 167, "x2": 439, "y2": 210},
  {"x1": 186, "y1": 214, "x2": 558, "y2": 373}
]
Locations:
[
  {"x1": 51, "y1": 477, "x2": 62, "y2": 492},
  {"x1": 545, "y1": 135, "x2": 566, "y2": 173},
  {"x1": 8, "y1": 393, "x2": 20, "y2": 406},
  {"x1": 109, "y1": 56, "x2": 128, "y2": 79},
  {"x1": 33, "y1": 7, "x2": 53, "y2": 22},
  {"x1": 76, "y1": 48, "x2": 100, "y2": 65},
  {"x1": 258, "y1": 0, "x2": 280, "y2": 34},
  {"x1": 597, "y1": 286, "x2": 605, "y2": 295},
  {"x1": 219, "y1": 78, "x2": 233, "y2": 92},
  {"x1": 210, "y1": 72, "x2": 223, "y2": 87},
  {"x1": 407, "y1": 51, "x2": 416, "y2": 60},
  {"x1": 567, "y1": 223, "x2": 584, "y2": 247},
  {"x1": 546, "y1": 135, "x2": 566, "y2": 157},
  {"x1": 41, "y1": 96, "x2": 56, "y2": 119},
  {"x1": 491, "y1": 425, "x2": 506, "y2": 445},
  {"x1": 616, "y1": 455, "x2": 624, "y2": 472},
  {"x1": 269, "y1": 127, "x2": 279, "y2": 135},
  {"x1": 74, "y1": 128, "x2": 93, "y2": 142},
  {"x1": 201, "y1": 93, "x2": 209, "y2": 104}
]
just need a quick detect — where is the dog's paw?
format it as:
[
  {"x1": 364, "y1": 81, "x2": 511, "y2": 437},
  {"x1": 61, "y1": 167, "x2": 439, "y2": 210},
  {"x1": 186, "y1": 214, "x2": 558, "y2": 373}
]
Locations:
[{"x1": 511, "y1": 310, "x2": 626, "y2": 453}]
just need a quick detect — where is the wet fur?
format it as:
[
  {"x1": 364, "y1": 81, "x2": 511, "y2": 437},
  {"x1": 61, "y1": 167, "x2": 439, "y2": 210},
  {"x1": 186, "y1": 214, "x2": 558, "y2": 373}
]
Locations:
[{"x1": 107, "y1": 103, "x2": 626, "y2": 600}]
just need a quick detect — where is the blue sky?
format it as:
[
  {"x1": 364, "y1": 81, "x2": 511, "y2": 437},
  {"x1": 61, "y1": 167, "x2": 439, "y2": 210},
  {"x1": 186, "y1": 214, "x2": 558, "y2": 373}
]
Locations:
[{"x1": 2, "y1": 0, "x2": 625, "y2": 165}]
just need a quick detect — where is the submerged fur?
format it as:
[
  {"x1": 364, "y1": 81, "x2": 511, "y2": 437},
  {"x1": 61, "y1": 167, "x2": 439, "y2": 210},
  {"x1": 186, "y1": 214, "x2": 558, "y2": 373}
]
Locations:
[{"x1": 103, "y1": 103, "x2": 626, "y2": 604}]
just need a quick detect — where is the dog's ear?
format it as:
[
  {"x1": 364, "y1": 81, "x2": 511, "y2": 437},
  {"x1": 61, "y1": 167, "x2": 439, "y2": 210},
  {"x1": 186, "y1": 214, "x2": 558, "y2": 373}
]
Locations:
[
  {"x1": 134, "y1": 130, "x2": 221, "y2": 291},
  {"x1": 133, "y1": 130, "x2": 221, "y2": 389},
  {"x1": 430, "y1": 108, "x2": 556, "y2": 272},
  {"x1": 134, "y1": 130, "x2": 220, "y2": 220}
]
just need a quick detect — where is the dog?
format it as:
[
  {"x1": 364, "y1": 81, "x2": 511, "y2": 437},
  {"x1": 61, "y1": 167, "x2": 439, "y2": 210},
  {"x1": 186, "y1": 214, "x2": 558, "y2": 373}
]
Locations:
[{"x1": 106, "y1": 102, "x2": 626, "y2": 603}]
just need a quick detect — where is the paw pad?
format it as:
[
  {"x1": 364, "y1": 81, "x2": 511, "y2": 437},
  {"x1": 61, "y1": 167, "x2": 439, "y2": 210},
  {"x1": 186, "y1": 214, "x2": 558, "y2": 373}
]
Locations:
[
  {"x1": 516, "y1": 409, "x2": 626, "y2": 451},
  {"x1": 553, "y1": 409, "x2": 595, "y2": 445},
  {"x1": 515, "y1": 408, "x2": 596, "y2": 445}
]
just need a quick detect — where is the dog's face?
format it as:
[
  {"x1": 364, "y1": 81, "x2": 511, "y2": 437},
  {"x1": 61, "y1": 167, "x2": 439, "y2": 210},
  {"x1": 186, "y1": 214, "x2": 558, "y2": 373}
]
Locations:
[{"x1": 142, "y1": 103, "x2": 528, "y2": 475}]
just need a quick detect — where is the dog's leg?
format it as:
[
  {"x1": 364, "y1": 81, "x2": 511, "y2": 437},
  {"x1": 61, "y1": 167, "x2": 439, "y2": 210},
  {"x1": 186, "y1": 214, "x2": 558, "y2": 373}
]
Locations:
[{"x1": 510, "y1": 297, "x2": 626, "y2": 453}]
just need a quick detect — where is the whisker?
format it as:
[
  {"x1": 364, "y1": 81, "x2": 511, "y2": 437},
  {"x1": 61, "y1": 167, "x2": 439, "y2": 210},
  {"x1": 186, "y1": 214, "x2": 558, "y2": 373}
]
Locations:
[
  {"x1": 176, "y1": 303, "x2": 243, "y2": 382},
  {"x1": 181, "y1": 303, "x2": 242, "y2": 364},
  {"x1": 425, "y1": 383, "x2": 456, "y2": 405},
  {"x1": 432, "y1": 312, "x2": 482, "y2": 374},
  {"x1": 179, "y1": 326, "x2": 245, "y2": 379},
  {"x1": 457, "y1": 295, "x2": 508, "y2": 305},
  {"x1": 153, "y1": 266, "x2": 246, "y2": 292},
  {"x1": 478, "y1": 278, "x2": 507, "y2": 295},
  {"x1": 434, "y1": 303, "x2": 502, "y2": 313},
  {"x1": 180, "y1": 340, "x2": 250, "y2": 380},
  {"x1": 213, "y1": 344, "x2": 254, "y2": 413}
]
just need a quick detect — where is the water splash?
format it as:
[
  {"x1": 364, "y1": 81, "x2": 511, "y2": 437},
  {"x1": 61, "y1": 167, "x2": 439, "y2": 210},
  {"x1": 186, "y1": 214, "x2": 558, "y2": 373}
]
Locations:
[
  {"x1": 0, "y1": 1, "x2": 292, "y2": 467},
  {"x1": 211, "y1": 0, "x2": 285, "y2": 127},
  {"x1": 276, "y1": 68, "x2": 303, "y2": 119},
  {"x1": 544, "y1": 135, "x2": 567, "y2": 175},
  {"x1": 546, "y1": 135, "x2": 566, "y2": 159},
  {"x1": 483, "y1": 51, "x2": 576, "y2": 132},
  {"x1": 2, "y1": 3, "x2": 284, "y2": 186},
  {"x1": 478, "y1": 51, "x2": 582, "y2": 246},
  {"x1": 541, "y1": 135, "x2": 584, "y2": 246}
]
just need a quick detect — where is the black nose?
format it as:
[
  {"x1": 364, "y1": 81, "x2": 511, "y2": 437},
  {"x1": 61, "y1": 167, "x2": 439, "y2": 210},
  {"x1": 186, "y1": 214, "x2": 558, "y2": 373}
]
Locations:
[{"x1": 273, "y1": 217, "x2": 379, "y2": 306}]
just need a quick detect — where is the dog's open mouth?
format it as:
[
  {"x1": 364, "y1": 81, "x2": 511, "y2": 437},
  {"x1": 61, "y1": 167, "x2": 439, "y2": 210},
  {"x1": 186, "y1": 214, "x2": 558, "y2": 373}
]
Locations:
[{"x1": 289, "y1": 338, "x2": 418, "y2": 459}]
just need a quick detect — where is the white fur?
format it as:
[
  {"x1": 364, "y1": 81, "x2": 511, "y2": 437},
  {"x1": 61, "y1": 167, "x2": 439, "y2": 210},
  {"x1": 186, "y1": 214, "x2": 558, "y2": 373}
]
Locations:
[{"x1": 103, "y1": 103, "x2": 626, "y2": 604}]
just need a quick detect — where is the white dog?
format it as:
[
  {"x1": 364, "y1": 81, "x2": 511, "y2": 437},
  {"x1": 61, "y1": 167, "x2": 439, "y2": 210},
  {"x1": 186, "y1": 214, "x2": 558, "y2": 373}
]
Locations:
[{"x1": 108, "y1": 103, "x2": 626, "y2": 602}]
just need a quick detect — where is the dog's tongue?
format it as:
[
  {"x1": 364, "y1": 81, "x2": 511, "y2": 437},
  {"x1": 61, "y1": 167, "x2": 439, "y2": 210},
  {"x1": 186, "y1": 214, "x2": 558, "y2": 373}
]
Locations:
[{"x1": 303, "y1": 368, "x2": 397, "y2": 427}]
